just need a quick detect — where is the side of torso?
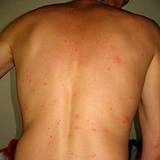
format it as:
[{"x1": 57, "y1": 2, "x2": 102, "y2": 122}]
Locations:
[{"x1": 9, "y1": 4, "x2": 153, "y2": 160}]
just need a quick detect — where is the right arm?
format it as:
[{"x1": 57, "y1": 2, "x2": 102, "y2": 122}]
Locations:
[
  {"x1": 0, "y1": 32, "x2": 15, "y2": 79},
  {"x1": 0, "y1": 10, "x2": 31, "y2": 79}
]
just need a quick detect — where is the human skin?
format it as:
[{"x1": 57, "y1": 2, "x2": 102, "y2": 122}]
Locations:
[{"x1": 0, "y1": 0, "x2": 160, "y2": 160}]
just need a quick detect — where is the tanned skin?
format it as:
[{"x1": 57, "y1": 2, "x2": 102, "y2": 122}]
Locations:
[{"x1": 0, "y1": 0, "x2": 160, "y2": 159}]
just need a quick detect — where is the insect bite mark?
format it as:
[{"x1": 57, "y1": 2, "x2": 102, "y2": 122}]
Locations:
[
  {"x1": 122, "y1": 116, "x2": 130, "y2": 124},
  {"x1": 112, "y1": 55, "x2": 123, "y2": 64}
]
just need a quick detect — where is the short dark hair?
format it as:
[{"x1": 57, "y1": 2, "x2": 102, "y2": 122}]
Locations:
[{"x1": 123, "y1": 0, "x2": 129, "y2": 6}]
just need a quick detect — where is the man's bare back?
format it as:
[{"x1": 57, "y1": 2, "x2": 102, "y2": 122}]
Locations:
[{"x1": 0, "y1": 0, "x2": 160, "y2": 160}]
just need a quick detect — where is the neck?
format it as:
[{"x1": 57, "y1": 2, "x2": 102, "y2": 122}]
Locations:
[
  {"x1": 72, "y1": 0, "x2": 126, "y2": 8},
  {"x1": 72, "y1": 0, "x2": 98, "y2": 5}
]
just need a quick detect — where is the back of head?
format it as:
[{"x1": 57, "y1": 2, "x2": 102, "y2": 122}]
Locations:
[{"x1": 98, "y1": 0, "x2": 129, "y2": 8}]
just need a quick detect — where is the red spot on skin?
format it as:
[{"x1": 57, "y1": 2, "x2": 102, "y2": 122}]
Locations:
[
  {"x1": 74, "y1": 125, "x2": 80, "y2": 130},
  {"x1": 22, "y1": 105, "x2": 30, "y2": 118},
  {"x1": 113, "y1": 55, "x2": 123, "y2": 64},
  {"x1": 89, "y1": 121, "x2": 98, "y2": 132},
  {"x1": 153, "y1": 143, "x2": 159, "y2": 149},
  {"x1": 61, "y1": 83, "x2": 65, "y2": 87},
  {"x1": 56, "y1": 120, "x2": 61, "y2": 127},
  {"x1": 122, "y1": 116, "x2": 130, "y2": 124},
  {"x1": 68, "y1": 152, "x2": 74, "y2": 157},
  {"x1": 68, "y1": 133, "x2": 72, "y2": 137},
  {"x1": 43, "y1": 82, "x2": 47, "y2": 86},
  {"x1": 25, "y1": 72, "x2": 32, "y2": 83},
  {"x1": 75, "y1": 113, "x2": 79, "y2": 119},
  {"x1": 74, "y1": 48, "x2": 78, "y2": 52},
  {"x1": 31, "y1": 88, "x2": 36, "y2": 93},
  {"x1": 48, "y1": 135, "x2": 54, "y2": 145},
  {"x1": 91, "y1": 153, "x2": 97, "y2": 158},
  {"x1": 40, "y1": 105, "x2": 44, "y2": 108},
  {"x1": 100, "y1": 127, "x2": 110, "y2": 138},
  {"x1": 28, "y1": 79, "x2": 32, "y2": 83},
  {"x1": 91, "y1": 128, "x2": 97, "y2": 132},
  {"x1": 64, "y1": 39, "x2": 68, "y2": 43},
  {"x1": 86, "y1": 119, "x2": 90, "y2": 123}
]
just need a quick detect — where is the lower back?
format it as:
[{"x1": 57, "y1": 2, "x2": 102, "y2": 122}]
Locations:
[{"x1": 15, "y1": 120, "x2": 129, "y2": 160}]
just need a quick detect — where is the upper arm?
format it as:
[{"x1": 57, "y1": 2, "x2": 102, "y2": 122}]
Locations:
[
  {"x1": 138, "y1": 22, "x2": 160, "y2": 156},
  {"x1": 0, "y1": 32, "x2": 15, "y2": 79}
]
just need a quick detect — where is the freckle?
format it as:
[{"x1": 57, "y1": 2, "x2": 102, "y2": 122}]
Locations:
[
  {"x1": 109, "y1": 107, "x2": 113, "y2": 111},
  {"x1": 107, "y1": 66, "x2": 111, "y2": 70}
]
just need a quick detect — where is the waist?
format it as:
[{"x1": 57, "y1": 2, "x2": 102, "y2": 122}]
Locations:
[{"x1": 15, "y1": 123, "x2": 129, "y2": 160}]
